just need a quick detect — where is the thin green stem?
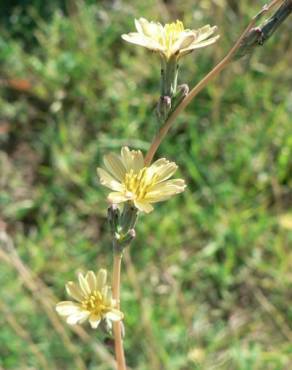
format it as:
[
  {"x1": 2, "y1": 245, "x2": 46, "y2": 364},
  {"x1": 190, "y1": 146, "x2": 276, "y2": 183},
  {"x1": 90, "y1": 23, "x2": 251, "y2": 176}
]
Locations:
[{"x1": 160, "y1": 56, "x2": 178, "y2": 97}]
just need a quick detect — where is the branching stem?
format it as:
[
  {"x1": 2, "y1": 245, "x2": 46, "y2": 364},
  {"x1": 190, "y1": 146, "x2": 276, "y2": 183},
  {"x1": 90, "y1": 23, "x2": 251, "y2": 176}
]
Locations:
[{"x1": 144, "y1": 0, "x2": 283, "y2": 166}]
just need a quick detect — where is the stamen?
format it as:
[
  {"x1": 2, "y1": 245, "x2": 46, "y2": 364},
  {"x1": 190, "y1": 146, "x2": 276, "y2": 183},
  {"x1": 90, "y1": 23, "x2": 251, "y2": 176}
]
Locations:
[
  {"x1": 82, "y1": 291, "x2": 109, "y2": 315},
  {"x1": 122, "y1": 167, "x2": 158, "y2": 201}
]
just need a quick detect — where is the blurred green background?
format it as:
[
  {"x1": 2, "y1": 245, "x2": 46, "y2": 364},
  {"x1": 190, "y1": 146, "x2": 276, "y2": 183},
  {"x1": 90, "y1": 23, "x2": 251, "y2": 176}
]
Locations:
[{"x1": 0, "y1": 0, "x2": 291, "y2": 369}]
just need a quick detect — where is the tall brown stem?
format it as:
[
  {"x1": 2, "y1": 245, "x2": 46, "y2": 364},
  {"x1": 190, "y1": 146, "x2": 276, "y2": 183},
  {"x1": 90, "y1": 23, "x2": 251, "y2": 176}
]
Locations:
[{"x1": 112, "y1": 253, "x2": 127, "y2": 370}]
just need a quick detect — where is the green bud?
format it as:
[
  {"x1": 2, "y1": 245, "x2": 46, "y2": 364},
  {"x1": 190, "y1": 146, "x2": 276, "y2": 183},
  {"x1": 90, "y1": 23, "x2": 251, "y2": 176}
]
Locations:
[
  {"x1": 120, "y1": 202, "x2": 138, "y2": 233},
  {"x1": 235, "y1": 1, "x2": 292, "y2": 60},
  {"x1": 171, "y1": 84, "x2": 189, "y2": 111},
  {"x1": 156, "y1": 95, "x2": 172, "y2": 122},
  {"x1": 119, "y1": 229, "x2": 136, "y2": 248},
  {"x1": 107, "y1": 204, "x2": 121, "y2": 235}
]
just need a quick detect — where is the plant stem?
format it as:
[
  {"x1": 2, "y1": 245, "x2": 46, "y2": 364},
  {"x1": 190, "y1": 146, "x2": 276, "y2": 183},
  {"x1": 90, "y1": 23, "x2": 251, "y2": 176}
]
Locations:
[
  {"x1": 144, "y1": 0, "x2": 283, "y2": 166},
  {"x1": 160, "y1": 56, "x2": 178, "y2": 97},
  {"x1": 112, "y1": 253, "x2": 127, "y2": 370}
]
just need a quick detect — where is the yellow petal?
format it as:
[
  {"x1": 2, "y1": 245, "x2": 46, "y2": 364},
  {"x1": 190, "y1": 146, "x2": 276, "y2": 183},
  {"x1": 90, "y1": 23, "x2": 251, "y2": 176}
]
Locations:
[
  {"x1": 77, "y1": 312, "x2": 91, "y2": 324},
  {"x1": 172, "y1": 33, "x2": 195, "y2": 54},
  {"x1": 150, "y1": 179, "x2": 186, "y2": 192},
  {"x1": 145, "y1": 179, "x2": 186, "y2": 201},
  {"x1": 96, "y1": 269, "x2": 107, "y2": 290},
  {"x1": 136, "y1": 18, "x2": 164, "y2": 38},
  {"x1": 134, "y1": 200, "x2": 154, "y2": 213},
  {"x1": 108, "y1": 192, "x2": 129, "y2": 204},
  {"x1": 66, "y1": 311, "x2": 90, "y2": 325},
  {"x1": 78, "y1": 273, "x2": 91, "y2": 296},
  {"x1": 194, "y1": 25, "x2": 217, "y2": 43},
  {"x1": 97, "y1": 168, "x2": 123, "y2": 191},
  {"x1": 85, "y1": 271, "x2": 97, "y2": 291},
  {"x1": 179, "y1": 35, "x2": 220, "y2": 57},
  {"x1": 56, "y1": 301, "x2": 82, "y2": 316},
  {"x1": 105, "y1": 309, "x2": 124, "y2": 321},
  {"x1": 121, "y1": 33, "x2": 163, "y2": 51},
  {"x1": 151, "y1": 158, "x2": 169, "y2": 167},
  {"x1": 150, "y1": 160, "x2": 178, "y2": 183},
  {"x1": 66, "y1": 282, "x2": 84, "y2": 302},
  {"x1": 103, "y1": 287, "x2": 113, "y2": 305},
  {"x1": 103, "y1": 153, "x2": 126, "y2": 182},
  {"x1": 135, "y1": 18, "x2": 146, "y2": 34},
  {"x1": 121, "y1": 147, "x2": 144, "y2": 173}
]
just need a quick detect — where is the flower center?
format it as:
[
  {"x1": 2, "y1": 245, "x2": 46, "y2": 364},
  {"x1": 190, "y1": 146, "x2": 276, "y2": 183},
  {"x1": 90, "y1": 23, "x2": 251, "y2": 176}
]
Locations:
[
  {"x1": 81, "y1": 291, "x2": 108, "y2": 315},
  {"x1": 161, "y1": 20, "x2": 184, "y2": 50},
  {"x1": 123, "y1": 167, "x2": 158, "y2": 200}
]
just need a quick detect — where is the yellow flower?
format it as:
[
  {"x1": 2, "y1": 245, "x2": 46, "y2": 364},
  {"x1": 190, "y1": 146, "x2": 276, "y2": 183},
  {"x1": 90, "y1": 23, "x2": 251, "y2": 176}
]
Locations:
[
  {"x1": 56, "y1": 269, "x2": 123, "y2": 329},
  {"x1": 122, "y1": 18, "x2": 219, "y2": 60},
  {"x1": 97, "y1": 146, "x2": 186, "y2": 213}
]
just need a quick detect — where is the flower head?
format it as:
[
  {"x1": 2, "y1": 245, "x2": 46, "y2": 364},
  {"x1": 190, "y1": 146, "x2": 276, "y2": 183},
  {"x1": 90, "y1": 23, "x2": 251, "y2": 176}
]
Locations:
[
  {"x1": 122, "y1": 18, "x2": 219, "y2": 60},
  {"x1": 56, "y1": 269, "x2": 123, "y2": 329},
  {"x1": 97, "y1": 146, "x2": 186, "y2": 213}
]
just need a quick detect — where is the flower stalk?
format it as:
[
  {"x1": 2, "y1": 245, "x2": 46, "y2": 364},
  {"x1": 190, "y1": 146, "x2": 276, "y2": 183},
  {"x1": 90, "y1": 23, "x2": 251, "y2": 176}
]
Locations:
[
  {"x1": 144, "y1": 0, "x2": 284, "y2": 166},
  {"x1": 109, "y1": 202, "x2": 138, "y2": 370},
  {"x1": 235, "y1": 0, "x2": 292, "y2": 59},
  {"x1": 160, "y1": 56, "x2": 178, "y2": 97},
  {"x1": 54, "y1": 2, "x2": 290, "y2": 369},
  {"x1": 112, "y1": 252, "x2": 126, "y2": 370}
]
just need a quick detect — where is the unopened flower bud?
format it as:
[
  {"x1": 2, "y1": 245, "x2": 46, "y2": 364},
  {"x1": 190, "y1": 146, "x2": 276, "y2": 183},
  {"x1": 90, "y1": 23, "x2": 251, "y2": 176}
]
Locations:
[
  {"x1": 119, "y1": 228, "x2": 136, "y2": 248},
  {"x1": 121, "y1": 202, "x2": 138, "y2": 233},
  {"x1": 108, "y1": 204, "x2": 121, "y2": 235},
  {"x1": 171, "y1": 84, "x2": 189, "y2": 111},
  {"x1": 156, "y1": 95, "x2": 172, "y2": 122}
]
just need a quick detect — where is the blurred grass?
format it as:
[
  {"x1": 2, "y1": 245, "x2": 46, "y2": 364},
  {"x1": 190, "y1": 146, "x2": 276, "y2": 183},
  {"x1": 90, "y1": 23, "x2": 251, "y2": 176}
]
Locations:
[{"x1": 0, "y1": 0, "x2": 292, "y2": 369}]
